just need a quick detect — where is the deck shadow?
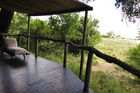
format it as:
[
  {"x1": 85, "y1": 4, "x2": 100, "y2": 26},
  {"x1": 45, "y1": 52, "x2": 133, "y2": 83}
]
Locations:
[{"x1": 0, "y1": 54, "x2": 26, "y2": 68}]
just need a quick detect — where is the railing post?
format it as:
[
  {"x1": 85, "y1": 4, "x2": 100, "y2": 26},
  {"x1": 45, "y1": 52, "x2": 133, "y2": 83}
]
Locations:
[
  {"x1": 18, "y1": 34, "x2": 21, "y2": 47},
  {"x1": 79, "y1": 49, "x2": 84, "y2": 78},
  {"x1": 27, "y1": 16, "x2": 30, "y2": 51},
  {"x1": 35, "y1": 37, "x2": 38, "y2": 58},
  {"x1": 63, "y1": 42, "x2": 68, "y2": 68},
  {"x1": 84, "y1": 51, "x2": 93, "y2": 92},
  {"x1": 27, "y1": 35, "x2": 29, "y2": 51}
]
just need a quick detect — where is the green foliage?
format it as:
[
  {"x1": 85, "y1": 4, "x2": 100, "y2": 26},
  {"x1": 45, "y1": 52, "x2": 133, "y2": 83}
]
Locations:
[
  {"x1": 86, "y1": 16, "x2": 101, "y2": 46},
  {"x1": 90, "y1": 71, "x2": 140, "y2": 93},
  {"x1": 29, "y1": 18, "x2": 53, "y2": 52},
  {"x1": 102, "y1": 31, "x2": 115, "y2": 38},
  {"x1": 128, "y1": 44, "x2": 140, "y2": 60},
  {"x1": 30, "y1": 19, "x2": 49, "y2": 36},
  {"x1": 9, "y1": 12, "x2": 101, "y2": 54},
  {"x1": 102, "y1": 31, "x2": 124, "y2": 39},
  {"x1": 9, "y1": 12, "x2": 28, "y2": 34},
  {"x1": 127, "y1": 44, "x2": 140, "y2": 69},
  {"x1": 48, "y1": 13, "x2": 82, "y2": 41},
  {"x1": 9, "y1": 12, "x2": 101, "y2": 55},
  {"x1": 115, "y1": 0, "x2": 140, "y2": 23},
  {"x1": 48, "y1": 14, "x2": 101, "y2": 46},
  {"x1": 136, "y1": 30, "x2": 140, "y2": 40}
]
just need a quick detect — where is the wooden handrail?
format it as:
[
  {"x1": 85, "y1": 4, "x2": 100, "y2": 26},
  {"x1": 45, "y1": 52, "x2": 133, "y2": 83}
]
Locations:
[
  {"x1": 0, "y1": 33, "x2": 140, "y2": 77},
  {"x1": 0, "y1": 33, "x2": 19, "y2": 37},
  {"x1": 1, "y1": 33, "x2": 140, "y2": 92},
  {"x1": 67, "y1": 41, "x2": 140, "y2": 77},
  {"x1": 17, "y1": 34, "x2": 65, "y2": 43}
]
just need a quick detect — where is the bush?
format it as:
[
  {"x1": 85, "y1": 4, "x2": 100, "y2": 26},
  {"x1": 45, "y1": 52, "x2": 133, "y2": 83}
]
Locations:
[{"x1": 127, "y1": 44, "x2": 140, "y2": 69}]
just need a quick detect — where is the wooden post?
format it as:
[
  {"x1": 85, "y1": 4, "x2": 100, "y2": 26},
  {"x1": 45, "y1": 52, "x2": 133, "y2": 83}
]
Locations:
[
  {"x1": 0, "y1": 9, "x2": 14, "y2": 34},
  {"x1": 84, "y1": 51, "x2": 93, "y2": 92},
  {"x1": 79, "y1": 11, "x2": 88, "y2": 79},
  {"x1": 63, "y1": 42, "x2": 68, "y2": 68},
  {"x1": 35, "y1": 37, "x2": 38, "y2": 58},
  {"x1": 18, "y1": 34, "x2": 21, "y2": 47},
  {"x1": 27, "y1": 16, "x2": 30, "y2": 51},
  {"x1": 23, "y1": 55, "x2": 25, "y2": 60}
]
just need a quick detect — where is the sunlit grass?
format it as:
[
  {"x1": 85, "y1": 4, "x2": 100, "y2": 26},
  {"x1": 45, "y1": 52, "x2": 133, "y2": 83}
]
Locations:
[{"x1": 95, "y1": 38, "x2": 137, "y2": 61}]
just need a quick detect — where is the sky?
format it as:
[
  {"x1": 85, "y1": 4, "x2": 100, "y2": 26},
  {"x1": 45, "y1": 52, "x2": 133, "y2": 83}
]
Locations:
[
  {"x1": 87, "y1": 0, "x2": 140, "y2": 38},
  {"x1": 33, "y1": 0, "x2": 140, "y2": 39}
]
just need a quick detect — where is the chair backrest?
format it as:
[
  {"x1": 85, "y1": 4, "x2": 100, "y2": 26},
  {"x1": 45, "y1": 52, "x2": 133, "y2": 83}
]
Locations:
[{"x1": 3, "y1": 38, "x2": 18, "y2": 47}]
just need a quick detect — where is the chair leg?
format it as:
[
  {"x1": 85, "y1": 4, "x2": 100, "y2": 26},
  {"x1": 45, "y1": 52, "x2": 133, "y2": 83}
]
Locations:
[
  {"x1": 23, "y1": 55, "x2": 25, "y2": 60},
  {"x1": 11, "y1": 56, "x2": 13, "y2": 60},
  {"x1": 0, "y1": 50, "x2": 3, "y2": 54},
  {"x1": 2, "y1": 51, "x2": 4, "y2": 54}
]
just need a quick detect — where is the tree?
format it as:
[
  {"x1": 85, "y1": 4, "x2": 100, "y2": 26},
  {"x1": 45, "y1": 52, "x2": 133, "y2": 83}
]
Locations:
[
  {"x1": 48, "y1": 13, "x2": 81, "y2": 40},
  {"x1": 128, "y1": 44, "x2": 140, "y2": 69},
  {"x1": 9, "y1": 12, "x2": 53, "y2": 52},
  {"x1": 9, "y1": 12, "x2": 101, "y2": 54},
  {"x1": 106, "y1": 31, "x2": 115, "y2": 38},
  {"x1": 85, "y1": 0, "x2": 140, "y2": 22},
  {"x1": 115, "y1": 0, "x2": 140, "y2": 22},
  {"x1": 136, "y1": 29, "x2": 140, "y2": 40},
  {"x1": 9, "y1": 12, "x2": 28, "y2": 34},
  {"x1": 86, "y1": 16, "x2": 101, "y2": 46},
  {"x1": 48, "y1": 13, "x2": 83, "y2": 53},
  {"x1": 48, "y1": 13, "x2": 101, "y2": 45},
  {"x1": 30, "y1": 18, "x2": 50, "y2": 36}
]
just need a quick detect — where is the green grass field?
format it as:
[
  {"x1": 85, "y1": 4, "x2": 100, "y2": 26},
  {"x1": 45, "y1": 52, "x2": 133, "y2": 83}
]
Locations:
[
  {"x1": 94, "y1": 38, "x2": 138, "y2": 71},
  {"x1": 39, "y1": 38, "x2": 140, "y2": 93},
  {"x1": 95, "y1": 38, "x2": 137, "y2": 60}
]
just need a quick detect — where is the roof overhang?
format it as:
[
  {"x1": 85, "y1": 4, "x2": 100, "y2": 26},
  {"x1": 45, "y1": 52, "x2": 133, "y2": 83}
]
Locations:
[{"x1": 0, "y1": 0, "x2": 93, "y2": 16}]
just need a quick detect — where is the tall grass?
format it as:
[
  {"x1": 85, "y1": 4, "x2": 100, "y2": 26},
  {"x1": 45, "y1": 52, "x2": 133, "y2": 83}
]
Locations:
[{"x1": 90, "y1": 71, "x2": 140, "y2": 93}]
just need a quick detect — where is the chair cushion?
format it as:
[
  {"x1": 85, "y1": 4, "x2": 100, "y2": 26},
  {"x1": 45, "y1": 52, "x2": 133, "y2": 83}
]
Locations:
[
  {"x1": 3, "y1": 38, "x2": 17, "y2": 47},
  {"x1": 6, "y1": 47, "x2": 30, "y2": 55},
  {"x1": 0, "y1": 38, "x2": 30, "y2": 56}
]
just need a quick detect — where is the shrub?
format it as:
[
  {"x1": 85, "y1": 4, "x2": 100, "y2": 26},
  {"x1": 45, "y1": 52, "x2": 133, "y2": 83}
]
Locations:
[{"x1": 127, "y1": 44, "x2": 140, "y2": 69}]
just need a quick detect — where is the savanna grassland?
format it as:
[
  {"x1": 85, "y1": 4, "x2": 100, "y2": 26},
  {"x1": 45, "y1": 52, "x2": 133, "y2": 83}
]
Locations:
[{"x1": 39, "y1": 38, "x2": 140, "y2": 93}]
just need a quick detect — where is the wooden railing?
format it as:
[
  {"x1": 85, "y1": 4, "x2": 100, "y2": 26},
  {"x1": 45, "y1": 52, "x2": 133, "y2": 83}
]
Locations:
[{"x1": 1, "y1": 33, "x2": 140, "y2": 92}]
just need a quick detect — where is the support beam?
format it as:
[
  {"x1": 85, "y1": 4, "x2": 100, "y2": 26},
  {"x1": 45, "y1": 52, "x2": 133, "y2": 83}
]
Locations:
[
  {"x1": 79, "y1": 11, "x2": 88, "y2": 79},
  {"x1": 27, "y1": 16, "x2": 30, "y2": 51}
]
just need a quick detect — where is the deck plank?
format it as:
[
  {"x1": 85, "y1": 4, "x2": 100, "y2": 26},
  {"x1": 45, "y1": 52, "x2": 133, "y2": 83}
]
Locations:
[{"x1": 0, "y1": 54, "x2": 93, "y2": 93}]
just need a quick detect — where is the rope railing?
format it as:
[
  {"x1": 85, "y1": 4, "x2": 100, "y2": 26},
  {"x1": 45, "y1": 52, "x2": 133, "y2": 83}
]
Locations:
[{"x1": 0, "y1": 33, "x2": 140, "y2": 92}]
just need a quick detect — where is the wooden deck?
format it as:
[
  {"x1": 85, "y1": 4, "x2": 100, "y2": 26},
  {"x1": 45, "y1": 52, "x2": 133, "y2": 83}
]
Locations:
[{"x1": 0, "y1": 54, "x2": 93, "y2": 93}]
